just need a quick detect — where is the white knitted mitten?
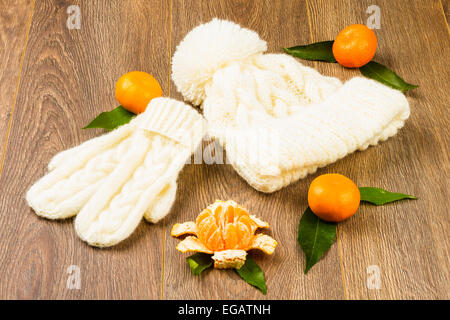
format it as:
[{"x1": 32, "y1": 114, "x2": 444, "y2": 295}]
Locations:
[
  {"x1": 172, "y1": 19, "x2": 410, "y2": 193},
  {"x1": 27, "y1": 98, "x2": 205, "y2": 247}
]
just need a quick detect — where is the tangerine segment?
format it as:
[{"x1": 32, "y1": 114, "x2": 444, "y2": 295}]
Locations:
[
  {"x1": 196, "y1": 209, "x2": 212, "y2": 226},
  {"x1": 332, "y1": 24, "x2": 377, "y2": 68},
  {"x1": 236, "y1": 220, "x2": 252, "y2": 249},
  {"x1": 115, "y1": 71, "x2": 163, "y2": 114},
  {"x1": 223, "y1": 223, "x2": 239, "y2": 249},
  {"x1": 196, "y1": 215, "x2": 218, "y2": 246},
  {"x1": 224, "y1": 205, "x2": 235, "y2": 225},
  {"x1": 237, "y1": 214, "x2": 257, "y2": 234},
  {"x1": 208, "y1": 229, "x2": 225, "y2": 251},
  {"x1": 308, "y1": 173, "x2": 360, "y2": 222}
]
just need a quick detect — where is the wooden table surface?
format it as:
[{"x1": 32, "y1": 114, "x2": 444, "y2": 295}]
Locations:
[{"x1": 0, "y1": 0, "x2": 448, "y2": 300}]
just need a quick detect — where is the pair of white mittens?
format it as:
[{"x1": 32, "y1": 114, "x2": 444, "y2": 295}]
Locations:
[
  {"x1": 172, "y1": 19, "x2": 410, "y2": 193},
  {"x1": 26, "y1": 98, "x2": 204, "y2": 247}
]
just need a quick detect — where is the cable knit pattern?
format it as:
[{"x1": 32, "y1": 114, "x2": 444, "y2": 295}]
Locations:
[
  {"x1": 172, "y1": 19, "x2": 410, "y2": 193},
  {"x1": 75, "y1": 132, "x2": 188, "y2": 247},
  {"x1": 26, "y1": 123, "x2": 135, "y2": 219},
  {"x1": 27, "y1": 97, "x2": 205, "y2": 247}
]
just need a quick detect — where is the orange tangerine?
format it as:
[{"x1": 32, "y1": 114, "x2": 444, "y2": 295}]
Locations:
[
  {"x1": 332, "y1": 24, "x2": 377, "y2": 68},
  {"x1": 308, "y1": 173, "x2": 360, "y2": 222},
  {"x1": 171, "y1": 200, "x2": 277, "y2": 269},
  {"x1": 115, "y1": 71, "x2": 163, "y2": 114},
  {"x1": 196, "y1": 202, "x2": 257, "y2": 251}
]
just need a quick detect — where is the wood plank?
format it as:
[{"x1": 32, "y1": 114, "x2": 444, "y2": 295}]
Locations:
[
  {"x1": 164, "y1": 0, "x2": 345, "y2": 300},
  {"x1": 0, "y1": 0, "x2": 34, "y2": 167},
  {"x1": 0, "y1": 0, "x2": 170, "y2": 299},
  {"x1": 307, "y1": 0, "x2": 450, "y2": 299}
]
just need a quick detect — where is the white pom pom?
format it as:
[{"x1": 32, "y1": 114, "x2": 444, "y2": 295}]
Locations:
[{"x1": 171, "y1": 18, "x2": 267, "y2": 106}]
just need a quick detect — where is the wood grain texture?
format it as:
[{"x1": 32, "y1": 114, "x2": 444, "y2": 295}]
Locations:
[
  {"x1": 0, "y1": 0, "x2": 170, "y2": 299},
  {"x1": 0, "y1": 0, "x2": 34, "y2": 165},
  {"x1": 164, "y1": 0, "x2": 345, "y2": 300},
  {"x1": 0, "y1": 0, "x2": 448, "y2": 300},
  {"x1": 441, "y1": 0, "x2": 449, "y2": 23},
  {"x1": 307, "y1": 0, "x2": 450, "y2": 299}
]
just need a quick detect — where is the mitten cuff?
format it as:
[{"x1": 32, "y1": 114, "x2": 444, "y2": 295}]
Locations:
[{"x1": 136, "y1": 97, "x2": 205, "y2": 149}]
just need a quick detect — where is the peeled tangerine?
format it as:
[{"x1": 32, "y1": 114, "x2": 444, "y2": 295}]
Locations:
[{"x1": 171, "y1": 200, "x2": 277, "y2": 269}]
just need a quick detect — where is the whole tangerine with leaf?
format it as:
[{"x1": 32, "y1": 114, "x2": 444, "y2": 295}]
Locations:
[
  {"x1": 332, "y1": 24, "x2": 377, "y2": 68},
  {"x1": 308, "y1": 173, "x2": 360, "y2": 222},
  {"x1": 115, "y1": 71, "x2": 163, "y2": 114}
]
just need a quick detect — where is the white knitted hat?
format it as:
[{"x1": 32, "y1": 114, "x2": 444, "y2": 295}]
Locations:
[{"x1": 172, "y1": 19, "x2": 410, "y2": 193}]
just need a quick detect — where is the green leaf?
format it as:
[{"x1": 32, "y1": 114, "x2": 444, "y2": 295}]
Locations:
[
  {"x1": 359, "y1": 61, "x2": 418, "y2": 92},
  {"x1": 298, "y1": 207, "x2": 337, "y2": 274},
  {"x1": 359, "y1": 187, "x2": 417, "y2": 206},
  {"x1": 186, "y1": 253, "x2": 213, "y2": 275},
  {"x1": 83, "y1": 106, "x2": 135, "y2": 130},
  {"x1": 283, "y1": 41, "x2": 336, "y2": 62},
  {"x1": 235, "y1": 257, "x2": 267, "y2": 294}
]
